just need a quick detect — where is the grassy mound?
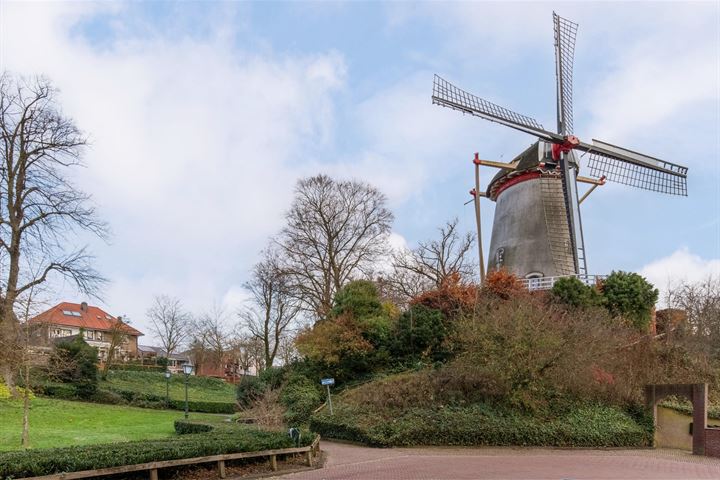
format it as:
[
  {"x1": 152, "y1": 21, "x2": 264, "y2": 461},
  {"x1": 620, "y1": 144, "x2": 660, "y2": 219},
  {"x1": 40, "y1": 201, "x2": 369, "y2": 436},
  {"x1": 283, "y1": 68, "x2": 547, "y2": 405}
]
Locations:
[
  {"x1": 311, "y1": 403, "x2": 651, "y2": 448},
  {"x1": 101, "y1": 370, "x2": 236, "y2": 402},
  {"x1": 309, "y1": 371, "x2": 653, "y2": 448}
]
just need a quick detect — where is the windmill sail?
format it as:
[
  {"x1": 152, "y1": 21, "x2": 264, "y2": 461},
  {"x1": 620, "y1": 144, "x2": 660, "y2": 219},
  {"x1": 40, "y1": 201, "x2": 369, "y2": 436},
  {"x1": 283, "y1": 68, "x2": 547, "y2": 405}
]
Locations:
[
  {"x1": 553, "y1": 12, "x2": 578, "y2": 135},
  {"x1": 554, "y1": 12, "x2": 586, "y2": 275},
  {"x1": 432, "y1": 75, "x2": 552, "y2": 138},
  {"x1": 583, "y1": 140, "x2": 688, "y2": 195}
]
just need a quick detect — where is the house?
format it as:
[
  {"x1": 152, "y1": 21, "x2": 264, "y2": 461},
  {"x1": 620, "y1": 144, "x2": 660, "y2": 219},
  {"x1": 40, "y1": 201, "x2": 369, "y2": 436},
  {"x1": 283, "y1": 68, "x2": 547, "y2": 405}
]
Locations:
[
  {"x1": 28, "y1": 301, "x2": 143, "y2": 362},
  {"x1": 138, "y1": 345, "x2": 190, "y2": 373}
]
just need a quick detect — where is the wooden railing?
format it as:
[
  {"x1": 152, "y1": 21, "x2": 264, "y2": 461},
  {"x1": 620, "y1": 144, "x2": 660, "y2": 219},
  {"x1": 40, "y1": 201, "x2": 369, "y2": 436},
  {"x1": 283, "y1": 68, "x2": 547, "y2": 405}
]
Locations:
[{"x1": 19, "y1": 436, "x2": 321, "y2": 480}]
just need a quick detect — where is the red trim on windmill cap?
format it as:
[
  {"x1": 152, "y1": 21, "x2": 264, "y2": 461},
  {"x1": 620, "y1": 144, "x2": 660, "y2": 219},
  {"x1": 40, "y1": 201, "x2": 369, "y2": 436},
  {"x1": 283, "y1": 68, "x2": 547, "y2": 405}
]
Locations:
[
  {"x1": 492, "y1": 171, "x2": 542, "y2": 199},
  {"x1": 473, "y1": 153, "x2": 482, "y2": 165}
]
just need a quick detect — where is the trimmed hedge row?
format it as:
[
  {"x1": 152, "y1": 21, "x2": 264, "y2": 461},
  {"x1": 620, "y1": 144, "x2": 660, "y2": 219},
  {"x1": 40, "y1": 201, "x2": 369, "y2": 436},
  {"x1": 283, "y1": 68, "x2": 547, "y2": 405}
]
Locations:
[
  {"x1": 310, "y1": 404, "x2": 653, "y2": 448},
  {"x1": 0, "y1": 428, "x2": 310, "y2": 479},
  {"x1": 37, "y1": 384, "x2": 236, "y2": 414},
  {"x1": 660, "y1": 399, "x2": 720, "y2": 420},
  {"x1": 174, "y1": 420, "x2": 214, "y2": 434},
  {"x1": 108, "y1": 364, "x2": 166, "y2": 373}
]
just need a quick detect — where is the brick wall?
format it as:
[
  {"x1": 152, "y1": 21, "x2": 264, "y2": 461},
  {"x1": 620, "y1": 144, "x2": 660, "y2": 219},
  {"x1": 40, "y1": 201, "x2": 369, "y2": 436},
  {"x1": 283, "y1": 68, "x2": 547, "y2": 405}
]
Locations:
[{"x1": 706, "y1": 428, "x2": 720, "y2": 458}]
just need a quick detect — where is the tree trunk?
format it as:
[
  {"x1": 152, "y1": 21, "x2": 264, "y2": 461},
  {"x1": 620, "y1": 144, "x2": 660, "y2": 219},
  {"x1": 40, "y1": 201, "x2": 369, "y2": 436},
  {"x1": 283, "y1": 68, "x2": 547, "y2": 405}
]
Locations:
[{"x1": 21, "y1": 363, "x2": 31, "y2": 448}]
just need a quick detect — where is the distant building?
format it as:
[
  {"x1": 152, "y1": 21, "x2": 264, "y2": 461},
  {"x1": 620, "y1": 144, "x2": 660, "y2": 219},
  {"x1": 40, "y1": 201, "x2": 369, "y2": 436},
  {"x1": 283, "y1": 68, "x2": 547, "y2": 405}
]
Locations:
[
  {"x1": 137, "y1": 345, "x2": 190, "y2": 373},
  {"x1": 28, "y1": 301, "x2": 143, "y2": 362}
]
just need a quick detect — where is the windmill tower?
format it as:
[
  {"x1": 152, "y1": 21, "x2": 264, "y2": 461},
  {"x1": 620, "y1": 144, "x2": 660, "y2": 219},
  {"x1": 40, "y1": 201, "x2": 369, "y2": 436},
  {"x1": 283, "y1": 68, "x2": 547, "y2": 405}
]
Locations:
[{"x1": 432, "y1": 13, "x2": 688, "y2": 284}]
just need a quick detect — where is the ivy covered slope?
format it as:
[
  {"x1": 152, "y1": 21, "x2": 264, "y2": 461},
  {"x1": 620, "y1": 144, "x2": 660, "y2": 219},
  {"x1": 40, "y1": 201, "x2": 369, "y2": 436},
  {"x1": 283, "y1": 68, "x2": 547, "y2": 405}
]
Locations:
[
  {"x1": 310, "y1": 374, "x2": 652, "y2": 448},
  {"x1": 299, "y1": 272, "x2": 710, "y2": 448}
]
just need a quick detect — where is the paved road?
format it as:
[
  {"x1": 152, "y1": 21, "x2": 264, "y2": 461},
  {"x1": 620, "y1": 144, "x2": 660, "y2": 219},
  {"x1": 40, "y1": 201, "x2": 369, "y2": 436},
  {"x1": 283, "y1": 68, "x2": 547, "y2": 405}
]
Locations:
[{"x1": 282, "y1": 441, "x2": 720, "y2": 480}]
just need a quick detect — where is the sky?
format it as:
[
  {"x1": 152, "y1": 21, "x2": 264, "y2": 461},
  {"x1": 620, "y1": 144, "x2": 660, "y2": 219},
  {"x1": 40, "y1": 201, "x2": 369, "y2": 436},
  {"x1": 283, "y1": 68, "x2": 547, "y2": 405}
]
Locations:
[{"x1": 0, "y1": 1, "x2": 718, "y2": 342}]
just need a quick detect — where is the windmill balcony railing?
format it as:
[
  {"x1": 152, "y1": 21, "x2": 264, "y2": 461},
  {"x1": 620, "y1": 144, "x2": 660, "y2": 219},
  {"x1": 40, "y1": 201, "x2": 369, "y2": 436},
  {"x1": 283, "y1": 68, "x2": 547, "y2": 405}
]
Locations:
[{"x1": 521, "y1": 274, "x2": 606, "y2": 291}]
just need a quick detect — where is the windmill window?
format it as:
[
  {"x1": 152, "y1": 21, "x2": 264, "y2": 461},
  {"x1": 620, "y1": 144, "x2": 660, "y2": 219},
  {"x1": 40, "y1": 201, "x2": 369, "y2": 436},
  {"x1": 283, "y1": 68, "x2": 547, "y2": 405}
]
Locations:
[
  {"x1": 525, "y1": 272, "x2": 544, "y2": 279},
  {"x1": 495, "y1": 248, "x2": 505, "y2": 268}
]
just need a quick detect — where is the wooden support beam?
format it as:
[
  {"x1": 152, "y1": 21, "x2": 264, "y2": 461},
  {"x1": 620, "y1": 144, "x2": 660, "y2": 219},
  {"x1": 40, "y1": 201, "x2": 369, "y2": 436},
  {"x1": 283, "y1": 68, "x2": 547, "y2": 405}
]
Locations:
[
  {"x1": 270, "y1": 455, "x2": 278, "y2": 471},
  {"x1": 218, "y1": 460, "x2": 226, "y2": 479},
  {"x1": 477, "y1": 159, "x2": 518, "y2": 170},
  {"x1": 306, "y1": 450, "x2": 313, "y2": 466},
  {"x1": 149, "y1": 469, "x2": 158, "y2": 480},
  {"x1": 576, "y1": 175, "x2": 605, "y2": 186}
]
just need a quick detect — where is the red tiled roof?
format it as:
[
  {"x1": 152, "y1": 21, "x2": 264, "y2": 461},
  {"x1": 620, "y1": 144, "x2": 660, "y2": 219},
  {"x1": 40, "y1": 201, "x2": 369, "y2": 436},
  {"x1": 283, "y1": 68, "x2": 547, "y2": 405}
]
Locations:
[{"x1": 29, "y1": 302, "x2": 143, "y2": 336}]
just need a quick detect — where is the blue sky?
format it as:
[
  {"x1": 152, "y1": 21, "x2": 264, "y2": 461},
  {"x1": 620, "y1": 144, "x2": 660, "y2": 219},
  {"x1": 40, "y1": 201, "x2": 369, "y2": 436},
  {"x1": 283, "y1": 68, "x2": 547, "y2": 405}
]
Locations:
[{"x1": 1, "y1": 1, "x2": 718, "y2": 339}]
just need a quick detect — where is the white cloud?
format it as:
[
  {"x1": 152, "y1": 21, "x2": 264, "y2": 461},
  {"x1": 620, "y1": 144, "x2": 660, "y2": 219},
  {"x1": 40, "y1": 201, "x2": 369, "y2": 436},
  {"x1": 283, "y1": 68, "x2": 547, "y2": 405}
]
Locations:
[
  {"x1": 639, "y1": 248, "x2": 720, "y2": 304},
  {"x1": 0, "y1": 3, "x2": 346, "y2": 335}
]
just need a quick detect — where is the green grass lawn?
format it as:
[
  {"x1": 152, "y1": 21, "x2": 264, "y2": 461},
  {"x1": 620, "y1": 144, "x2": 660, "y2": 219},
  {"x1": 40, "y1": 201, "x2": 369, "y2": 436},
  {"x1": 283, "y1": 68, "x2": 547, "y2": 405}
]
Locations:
[
  {"x1": 0, "y1": 398, "x2": 224, "y2": 451},
  {"x1": 100, "y1": 370, "x2": 236, "y2": 403}
]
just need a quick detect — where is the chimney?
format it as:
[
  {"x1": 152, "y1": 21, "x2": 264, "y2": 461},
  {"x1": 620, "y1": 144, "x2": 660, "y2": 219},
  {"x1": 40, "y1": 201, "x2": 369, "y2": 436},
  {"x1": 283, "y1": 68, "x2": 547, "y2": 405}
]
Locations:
[{"x1": 80, "y1": 302, "x2": 88, "y2": 312}]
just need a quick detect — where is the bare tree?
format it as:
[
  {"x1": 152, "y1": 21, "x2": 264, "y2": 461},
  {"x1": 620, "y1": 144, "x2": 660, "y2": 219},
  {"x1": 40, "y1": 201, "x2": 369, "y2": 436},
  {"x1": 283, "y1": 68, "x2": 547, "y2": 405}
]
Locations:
[
  {"x1": 189, "y1": 304, "x2": 230, "y2": 374},
  {"x1": 239, "y1": 248, "x2": 300, "y2": 368},
  {"x1": 146, "y1": 295, "x2": 190, "y2": 359},
  {"x1": 0, "y1": 74, "x2": 107, "y2": 386},
  {"x1": 388, "y1": 218, "x2": 476, "y2": 303},
  {"x1": 665, "y1": 276, "x2": 720, "y2": 359},
  {"x1": 100, "y1": 316, "x2": 132, "y2": 379},
  {"x1": 277, "y1": 175, "x2": 393, "y2": 319}
]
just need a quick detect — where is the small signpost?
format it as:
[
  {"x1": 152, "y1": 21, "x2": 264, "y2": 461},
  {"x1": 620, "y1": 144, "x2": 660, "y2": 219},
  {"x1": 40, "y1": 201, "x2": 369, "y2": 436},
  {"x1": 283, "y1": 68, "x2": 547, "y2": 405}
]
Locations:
[{"x1": 321, "y1": 378, "x2": 334, "y2": 415}]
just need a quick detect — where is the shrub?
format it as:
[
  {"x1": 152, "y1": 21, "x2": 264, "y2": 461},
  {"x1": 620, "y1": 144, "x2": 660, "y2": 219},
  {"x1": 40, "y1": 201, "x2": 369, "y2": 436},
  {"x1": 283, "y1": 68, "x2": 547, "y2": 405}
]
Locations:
[
  {"x1": 258, "y1": 366, "x2": 287, "y2": 390},
  {"x1": 411, "y1": 273, "x2": 476, "y2": 319},
  {"x1": 391, "y1": 305, "x2": 449, "y2": 362},
  {"x1": 602, "y1": 271, "x2": 658, "y2": 331},
  {"x1": 482, "y1": 269, "x2": 525, "y2": 300},
  {"x1": 280, "y1": 375, "x2": 322, "y2": 425},
  {"x1": 0, "y1": 427, "x2": 311, "y2": 478},
  {"x1": 552, "y1": 276, "x2": 602, "y2": 308},
  {"x1": 49, "y1": 336, "x2": 99, "y2": 399},
  {"x1": 236, "y1": 376, "x2": 267, "y2": 408},
  {"x1": 0, "y1": 381, "x2": 35, "y2": 401},
  {"x1": 332, "y1": 280, "x2": 384, "y2": 319},
  {"x1": 174, "y1": 420, "x2": 214, "y2": 434}
]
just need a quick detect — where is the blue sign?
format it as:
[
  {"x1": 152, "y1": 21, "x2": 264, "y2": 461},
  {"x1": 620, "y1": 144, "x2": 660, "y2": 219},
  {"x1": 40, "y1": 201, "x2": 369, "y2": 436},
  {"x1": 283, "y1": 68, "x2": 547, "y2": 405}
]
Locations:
[{"x1": 321, "y1": 378, "x2": 335, "y2": 386}]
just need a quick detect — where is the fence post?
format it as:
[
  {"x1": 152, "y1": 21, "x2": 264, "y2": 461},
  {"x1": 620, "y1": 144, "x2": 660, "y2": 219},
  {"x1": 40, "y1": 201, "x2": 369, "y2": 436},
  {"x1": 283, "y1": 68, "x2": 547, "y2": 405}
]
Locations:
[
  {"x1": 305, "y1": 450, "x2": 313, "y2": 466},
  {"x1": 218, "y1": 460, "x2": 226, "y2": 478},
  {"x1": 270, "y1": 454, "x2": 278, "y2": 471},
  {"x1": 149, "y1": 468, "x2": 159, "y2": 480}
]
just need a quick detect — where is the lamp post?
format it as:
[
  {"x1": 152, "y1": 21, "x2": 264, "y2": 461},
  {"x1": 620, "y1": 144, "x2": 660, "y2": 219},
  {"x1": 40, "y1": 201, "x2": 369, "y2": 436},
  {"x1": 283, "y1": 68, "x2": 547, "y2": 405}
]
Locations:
[
  {"x1": 182, "y1": 363, "x2": 194, "y2": 419},
  {"x1": 164, "y1": 371, "x2": 171, "y2": 406}
]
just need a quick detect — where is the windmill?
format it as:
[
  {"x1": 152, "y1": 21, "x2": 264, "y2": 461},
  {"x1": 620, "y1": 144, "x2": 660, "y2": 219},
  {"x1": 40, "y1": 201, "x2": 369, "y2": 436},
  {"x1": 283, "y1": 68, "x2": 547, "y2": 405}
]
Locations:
[{"x1": 432, "y1": 12, "x2": 688, "y2": 285}]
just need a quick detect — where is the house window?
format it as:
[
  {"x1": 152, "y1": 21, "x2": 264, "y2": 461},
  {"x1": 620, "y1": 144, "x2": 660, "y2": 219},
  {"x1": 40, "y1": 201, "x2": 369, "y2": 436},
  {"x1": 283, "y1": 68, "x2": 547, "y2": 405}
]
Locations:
[{"x1": 84, "y1": 330, "x2": 93, "y2": 340}]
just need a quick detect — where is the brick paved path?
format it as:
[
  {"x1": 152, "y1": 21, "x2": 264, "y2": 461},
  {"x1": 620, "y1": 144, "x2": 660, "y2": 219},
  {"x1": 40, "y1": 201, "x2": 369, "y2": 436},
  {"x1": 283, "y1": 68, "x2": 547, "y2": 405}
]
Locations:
[{"x1": 281, "y1": 441, "x2": 720, "y2": 479}]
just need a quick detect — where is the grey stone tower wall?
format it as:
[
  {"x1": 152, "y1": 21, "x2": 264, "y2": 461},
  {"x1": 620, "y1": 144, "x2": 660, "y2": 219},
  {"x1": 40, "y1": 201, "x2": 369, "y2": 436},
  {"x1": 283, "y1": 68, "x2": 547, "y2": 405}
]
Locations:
[{"x1": 487, "y1": 175, "x2": 574, "y2": 278}]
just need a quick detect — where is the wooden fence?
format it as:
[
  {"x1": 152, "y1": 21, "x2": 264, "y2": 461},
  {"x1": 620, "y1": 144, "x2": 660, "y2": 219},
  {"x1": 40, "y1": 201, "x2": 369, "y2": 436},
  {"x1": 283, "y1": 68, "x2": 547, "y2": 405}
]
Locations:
[{"x1": 20, "y1": 436, "x2": 321, "y2": 480}]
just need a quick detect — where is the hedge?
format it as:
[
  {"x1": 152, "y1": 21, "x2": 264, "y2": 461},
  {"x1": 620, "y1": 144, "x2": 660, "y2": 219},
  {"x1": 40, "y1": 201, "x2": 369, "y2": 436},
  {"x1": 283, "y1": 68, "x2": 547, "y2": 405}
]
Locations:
[
  {"x1": 310, "y1": 404, "x2": 652, "y2": 448},
  {"x1": 174, "y1": 420, "x2": 214, "y2": 434},
  {"x1": 37, "y1": 384, "x2": 236, "y2": 414},
  {"x1": 660, "y1": 399, "x2": 720, "y2": 420},
  {"x1": 0, "y1": 428, "x2": 311, "y2": 479},
  {"x1": 108, "y1": 364, "x2": 166, "y2": 373}
]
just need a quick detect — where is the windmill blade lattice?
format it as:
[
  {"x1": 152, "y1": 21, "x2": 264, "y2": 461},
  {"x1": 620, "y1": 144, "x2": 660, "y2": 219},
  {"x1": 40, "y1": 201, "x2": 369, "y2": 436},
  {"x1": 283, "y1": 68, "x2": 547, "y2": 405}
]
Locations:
[
  {"x1": 587, "y1": 152, "x2": 688, "y2": 196},
  {"x1": 432, "y1": 75, "x2": 546, "y2": 136},
  {"x1": 553, "y1": 12, "x2": 578, "y2": 135}
]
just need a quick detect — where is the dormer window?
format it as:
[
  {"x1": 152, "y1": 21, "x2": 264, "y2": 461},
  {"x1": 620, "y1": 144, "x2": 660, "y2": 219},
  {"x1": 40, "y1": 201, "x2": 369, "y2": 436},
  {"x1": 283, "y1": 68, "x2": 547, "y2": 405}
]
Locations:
[{"x1": 62, "y1": 310, "x2": 81, "y2": 317}]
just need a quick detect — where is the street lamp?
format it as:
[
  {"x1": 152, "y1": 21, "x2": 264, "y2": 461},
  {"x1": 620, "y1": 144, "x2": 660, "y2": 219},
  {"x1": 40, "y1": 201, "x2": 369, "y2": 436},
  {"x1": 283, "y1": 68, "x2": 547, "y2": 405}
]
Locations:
[
  {"x1": 164, "y1": 371, "x2": 171, "y2": 406},
  {"x1": 182, "y1": 363, "x2": 194, "y2": 419}
]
